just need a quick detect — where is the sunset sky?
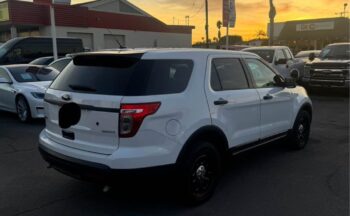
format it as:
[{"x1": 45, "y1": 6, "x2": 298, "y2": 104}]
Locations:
[{"x1": 73, "y1": 0, "x2": 348, "y2": 43}]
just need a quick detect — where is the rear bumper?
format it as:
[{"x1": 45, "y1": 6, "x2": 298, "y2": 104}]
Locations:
[
  {"x1": 39, "y1": 144, "x2": 175, "y2": 182},
  {"x1": 39, "y1": 129, "x2": 178, "y2": 169},
  {"x1": 302, "y1": 78, "x2": 350, "y2": 88}
]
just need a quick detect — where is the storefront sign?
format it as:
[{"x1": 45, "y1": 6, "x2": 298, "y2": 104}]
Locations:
[
  {"x1": 0, "y1": 2, "x2": 9, "y2": 22},
  {"x1": 296, "y1": 22, "x2": 334, "y2": 31},
  {"x1": 223, "y1": 0, "x2": 236, "y2": 28}
]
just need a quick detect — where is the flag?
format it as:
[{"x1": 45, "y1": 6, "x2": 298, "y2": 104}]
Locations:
[{"x1": 223, "y1": 0, "x2": 236, "y2": 28}]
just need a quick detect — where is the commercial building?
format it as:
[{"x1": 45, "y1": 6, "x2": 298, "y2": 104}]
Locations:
[
  {"x1": 0, "y1": 0, "x2": 194, "y2": 50},
  {"x1": 268, "y1": 17, "x2": 349, "y2": 52}
]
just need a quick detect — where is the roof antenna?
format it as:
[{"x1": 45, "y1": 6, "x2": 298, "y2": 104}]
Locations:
[{"x1": 106, "y1": 28, "x2": 126, "y2": 49}]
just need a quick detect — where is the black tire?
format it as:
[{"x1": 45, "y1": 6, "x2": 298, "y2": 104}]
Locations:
[
  {"x1": 16, "y1": 96, "x2": 32, "y2": 123},
  {"x1": 287, "y1": 110, "x2": 311, "y2": 150},
  {"x1": 177, "y1": 141, "x2": 222, "y2": 205}
]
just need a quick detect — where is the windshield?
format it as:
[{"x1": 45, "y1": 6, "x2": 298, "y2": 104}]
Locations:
[
  {"x1": 245, "y1": 49, "x2": 275, "y2": 63},
  {"x1": 319, "y1": 45, "x2": 350, "y2": 60},
  {"x1": 50, "y1": 55, "x2": 194, "y2": 96},
  {"x1": 0, "y1": 38, "x2": 21, "y2": 59},
  {"x1": 8, "y1": 66, "x2": 59, "y2": 83}
]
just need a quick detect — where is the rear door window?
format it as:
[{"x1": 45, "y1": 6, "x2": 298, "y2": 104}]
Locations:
[
  {"x1": 211, "y1": 58, "x2": 249, "y2": 91},
  {"x1": 50, "y1": 54, "x2": 194, "y2": 96}
]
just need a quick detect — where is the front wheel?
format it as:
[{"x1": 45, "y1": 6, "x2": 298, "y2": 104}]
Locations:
[
  {"x1": 16, "y1": 96, "x2": 31, "y2": 123},
  {"x1": 177, "y1": 141, "x2": 222, "y2": 205},
  {"x1": 287, "y1": 110, "x2": 311, "y2": 150}
]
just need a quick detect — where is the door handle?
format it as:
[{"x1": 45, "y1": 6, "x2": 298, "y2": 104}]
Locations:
[
  {"x1": 263, "y1": 94, "x2": 274, "y2": 100},
  {"x1": 214, "y1": 98, "x2": 228, "y2": 106}
]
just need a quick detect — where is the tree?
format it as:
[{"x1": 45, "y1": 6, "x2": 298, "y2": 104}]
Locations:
[
  {"x1": 216, "y1": 20, "x2": 222, "y2": 42},
  {"x1": 256, "y1": 30, "x2": 267, "y2": 39}
]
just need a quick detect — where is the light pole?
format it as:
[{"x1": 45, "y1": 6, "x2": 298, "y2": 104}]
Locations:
[
  {"x1": 49, "y1": 4, "x2": 58, "y2": 60},
  {"x1": 269, "y1": 0, "x2": 276, "y2": 46},
  {"x1": 205, "y1": 0, "x2": 209, "y2": 48}
]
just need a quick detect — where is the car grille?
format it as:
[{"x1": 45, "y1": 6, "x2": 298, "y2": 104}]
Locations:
[
  {"x1": 311, "y1": 70, "x2": 346, "y2": 80},
  {"x1": 311, "y1": 63, "x2": 349, "y2": 70}
]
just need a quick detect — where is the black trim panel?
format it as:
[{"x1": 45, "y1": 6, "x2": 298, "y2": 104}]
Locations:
[
  {"x1": 38, "y1": 145, "x2": 175, "y2": 182},
  {"x1": 229, "y1": 131, "x2": 289, "y2": 155},
  {"x1": 44, "y1": 98, "x2": 120, "y2": 113}
]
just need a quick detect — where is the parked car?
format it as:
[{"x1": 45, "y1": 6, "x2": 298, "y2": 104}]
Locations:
[
  {"x1": 29, "y1": 56, "x2": 56, "y2": 66},
  {"x1": 243, "y1": 46, "x2": 304, "y2": 78},
  {"x1": 0, "y1": 37, "x2": 84, "y2": 65},
  {"x1": 39, "y1": 49, "x2": 312, "y2": 204},
  {"x1": 0, "y1": 65, "x2": 59, "y2": 122},
  {"x1": 47, "y1": 57, "x2": 72, "y2": 72},
  {"x1": 295, "y1": 50, "x2": 321, "y2": 62},
  {"x1": 302, "y1": 43, "x2": 350, "y2": 89}
]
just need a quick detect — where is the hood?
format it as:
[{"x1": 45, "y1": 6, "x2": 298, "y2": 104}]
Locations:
[
  {"x1": 15, "y1": 81, "x2": 51, "y2": 92},
  {"x1": 307, "y1": 58, "x2": 350, "y2": 64}
]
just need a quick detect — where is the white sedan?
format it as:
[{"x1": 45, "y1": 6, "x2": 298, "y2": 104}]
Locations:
[{"x1": 0, "y1": 65, "x2": 59, "y2": 122}]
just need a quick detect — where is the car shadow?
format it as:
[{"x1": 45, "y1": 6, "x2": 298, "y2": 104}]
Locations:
[{"x1": 0, "y1": 110, "x2": 45, "y2": 125}]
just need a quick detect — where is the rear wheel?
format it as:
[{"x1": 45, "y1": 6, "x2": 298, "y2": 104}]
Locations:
[
  {"x1": 287, "y1": 110, "x2": 311, "y2": 150},
  {"x1": 16, "y1": 96, "x2": 31, "y2": 123},
  {"x1": 177, "y1": 141, "x2": 221, "y2": 205}
]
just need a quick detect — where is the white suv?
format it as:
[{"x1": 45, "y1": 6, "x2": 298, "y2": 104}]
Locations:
[{"x1": 39, "y1": 49, "x2": 312, "y2": 204}]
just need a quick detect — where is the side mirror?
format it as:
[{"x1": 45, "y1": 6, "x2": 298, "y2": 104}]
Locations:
[
  {"x1": 308, "y1": 53, "x2": 315, "y2": 61},
  {"x1": 290, "y1": 70, "x2": 299, "y2": 80},
  {"x1": 0, "y1": 77, "x2": 12, "y2": 84},
  {"x1": 274, "y1": 75, "x2": 296, "y2": 88},
  {"x1": 275, "y1": 58, "x2": 287, "y2": 65}
]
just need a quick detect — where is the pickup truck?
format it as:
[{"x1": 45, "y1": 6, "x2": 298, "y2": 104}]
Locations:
[
  {"x1": 302, "y1": 43, "x2": 350, "y2": 89},
  {"x1": 243, "y1": 46, "x2": 304, "y2": 79}
]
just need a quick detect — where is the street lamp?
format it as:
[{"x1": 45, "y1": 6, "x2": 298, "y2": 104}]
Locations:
[
  {"x1": 269, "y1": 0, "x2": 276, "y2": 46},
  {"x1": 344, "y1": 3, "x2": 348, "y2": 17}
]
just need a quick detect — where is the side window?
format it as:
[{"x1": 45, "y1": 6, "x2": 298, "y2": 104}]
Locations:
[
  {"x1": 275, "y1": 49, "x2": 286, "y2": 61},
  {"x1": 245, "y1": 59, "x2": 277, "y2": 88},
  {"x1": 50, "y1": 59, "x2": 71, "y2": 71},
  {"x1": 0, "y1": 68, "x2": 11, "y2": 82},
  {"x1": 17, "y1": 39, "x2": 51, "y2": 61},
  {"x1": 211, "y1": 58, "x2": 249, "y2": 91},
  {"x1": 283, "y1": 49, "x2": 293, "y2": 60}
]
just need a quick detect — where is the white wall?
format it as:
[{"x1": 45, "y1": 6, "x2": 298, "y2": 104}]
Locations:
[{"x1": 40, "y1": 26, "x2": 192, "y2": 50}]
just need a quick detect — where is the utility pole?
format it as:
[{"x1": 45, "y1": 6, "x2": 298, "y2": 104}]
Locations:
[
  {"x1": 269, "y1": 0, "x2": 276, "y2": 46},
  {"x1": 205, "y1": 0, "x2": 209, "y2": 48},
  {"x1": 49, "y1": 4, "x2": 58, "y2": 60}
]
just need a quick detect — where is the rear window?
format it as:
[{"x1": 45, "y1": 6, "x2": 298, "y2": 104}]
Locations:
[
  {"x1": 50, "y1": 55, "x2": 194, "y2": 96},
  {"x1": 9, "y1": 66, "x2": 59, "y2": 83},
  {"x1": 245, "y1": 49, "x2": 275, "y2": 63}
]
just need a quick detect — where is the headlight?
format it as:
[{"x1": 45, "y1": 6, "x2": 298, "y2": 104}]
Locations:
[
  {"x1": 304, "y1": 65, "x2": 311, "y2": 77},
  {"x1": 31, "y1": 92, "x2": 45, "y2": 99}
]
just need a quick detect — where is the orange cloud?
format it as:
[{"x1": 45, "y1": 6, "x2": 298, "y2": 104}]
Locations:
[{"x1": 73, "y1": 0, "x2": 348, "y2": 43}]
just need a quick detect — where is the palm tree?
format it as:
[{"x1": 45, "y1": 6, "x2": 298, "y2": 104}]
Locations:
[
  {"x1": 256, "y1": 30, "x2": 267, "y2": 39},
  {"x1": 216, "y1": 21, "x2": 222, "y2": 42}
]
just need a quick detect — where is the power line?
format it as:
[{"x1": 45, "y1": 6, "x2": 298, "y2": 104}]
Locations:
[
  {"x1": 190, "y1": 2, "x2": 205, "y2": 18},
  {"x1": 189, "y1": 0, "x2": 198, "y2": 11}
]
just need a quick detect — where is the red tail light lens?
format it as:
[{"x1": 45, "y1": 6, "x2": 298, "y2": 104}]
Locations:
[{"x1": 119, "y1": 102, "x2": 161, "y2": 138}]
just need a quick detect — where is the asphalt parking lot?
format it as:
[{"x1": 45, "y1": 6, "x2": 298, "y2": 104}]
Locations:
[{"x1": 0, "y1": 91, "x2": 349, "y2": 216}]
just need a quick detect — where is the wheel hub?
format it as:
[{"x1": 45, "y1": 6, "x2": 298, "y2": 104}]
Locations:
[
  {"x1": 298, "y1": 124, "x2": 304, "y2": 134},
  {"x1": 196, "y1": 165, "x2": 206, "y2": 178}
]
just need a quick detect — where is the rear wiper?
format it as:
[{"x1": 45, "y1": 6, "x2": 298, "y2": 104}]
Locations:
[{"x1": 69, "y1": 84, "x2": 96, "y2": 92}]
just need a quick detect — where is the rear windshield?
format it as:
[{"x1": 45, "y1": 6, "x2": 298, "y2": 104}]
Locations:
[
  {"x1": 50, "y1": 55, "x2": 194, "y2": 96},
  {"x1": 9, "y1": 66, "x2": 59, "y2": 83},
  {"x1": 245, "y1": 49, "x2": 275, "y2": 63}
]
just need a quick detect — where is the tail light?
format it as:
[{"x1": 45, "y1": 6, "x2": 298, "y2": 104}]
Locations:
[{"x1": 119, "y1": 102, "x2": 161, "y2": 138}]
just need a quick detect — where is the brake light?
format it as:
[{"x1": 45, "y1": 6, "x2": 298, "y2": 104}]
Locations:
[{"x1": 119, "y1": 102, "x2": 161, "y2": 138}]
